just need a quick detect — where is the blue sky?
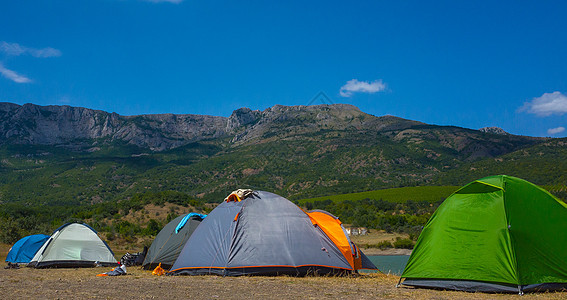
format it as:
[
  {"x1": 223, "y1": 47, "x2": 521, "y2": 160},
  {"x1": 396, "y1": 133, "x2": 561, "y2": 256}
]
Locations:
[{"x1": 1, "y1": 1, "x2": 567, "y2": 137}]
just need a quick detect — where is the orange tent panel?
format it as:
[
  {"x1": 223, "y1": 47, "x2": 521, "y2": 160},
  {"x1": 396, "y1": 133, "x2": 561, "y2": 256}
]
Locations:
[{"x1": 307, "y1": 210, "x2": 360, "y2": 270}]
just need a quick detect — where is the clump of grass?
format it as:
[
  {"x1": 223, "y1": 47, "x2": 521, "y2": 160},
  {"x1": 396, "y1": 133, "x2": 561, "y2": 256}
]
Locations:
[
  {"x1": 393, "y1": 237, "x2": 414, "y2": 249},
  {"x1": 361, "y1": 240, "x2": 394, "y2": 250}
]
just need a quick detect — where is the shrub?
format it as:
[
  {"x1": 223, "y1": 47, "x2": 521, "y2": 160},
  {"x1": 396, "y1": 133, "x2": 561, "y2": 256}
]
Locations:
[
  {"x1": 393, "y1": 237, "x2": 414, "y2": 249},
  {"x1": 166, "y1": 212, "x2": 178, "y2": 223},
  {"x1": 0, "y1": 217, "x2": 23, "y2": 244},
  {"x1": 376, "y1": 240, "x2": 393, "y2": 250},
  {"x1": 144, "y1": 219, "x2": 161, "y2": 236},
  {"x1": 106, "y1": 232, "x2": 115, "y2": 241}
]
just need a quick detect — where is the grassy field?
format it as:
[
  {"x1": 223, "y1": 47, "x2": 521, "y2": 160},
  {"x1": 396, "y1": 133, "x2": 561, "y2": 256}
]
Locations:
[{"x1": 297, "y1": 186, "x2": 460, "y2": 204}]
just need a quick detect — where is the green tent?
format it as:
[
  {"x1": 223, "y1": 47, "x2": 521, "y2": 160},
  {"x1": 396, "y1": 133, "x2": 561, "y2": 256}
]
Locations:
[{"x1": 400, "y1": 175, "x2": 567, "y2": 294}]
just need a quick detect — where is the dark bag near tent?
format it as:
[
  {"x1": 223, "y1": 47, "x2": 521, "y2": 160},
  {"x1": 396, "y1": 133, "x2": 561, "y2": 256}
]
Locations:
[
  {"x1": 120, "y1": 246, "x2": 147, "y2": 267},
  {"x1": 4, "y1": 262, "x2": 20, "y2": 269}
]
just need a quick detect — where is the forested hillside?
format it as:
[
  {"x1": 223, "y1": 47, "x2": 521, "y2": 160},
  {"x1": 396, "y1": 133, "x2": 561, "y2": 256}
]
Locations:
[{"x1": 1, "y1": 102, "x2": 565, "y2": 244}]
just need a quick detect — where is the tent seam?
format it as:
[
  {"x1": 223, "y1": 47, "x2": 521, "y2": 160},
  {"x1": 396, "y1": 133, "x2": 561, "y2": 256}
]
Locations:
[{"x1": 502, "y1": 176, "x2": 521, "y2": 286}]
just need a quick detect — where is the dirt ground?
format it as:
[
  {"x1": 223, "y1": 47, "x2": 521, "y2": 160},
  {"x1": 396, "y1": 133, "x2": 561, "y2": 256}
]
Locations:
[
  {"x1": 1, "y1": 266, "x2": 566, "y2": 299},
  {"x1": 2, "y1": 244, "x2": 565, "y2": 299}
]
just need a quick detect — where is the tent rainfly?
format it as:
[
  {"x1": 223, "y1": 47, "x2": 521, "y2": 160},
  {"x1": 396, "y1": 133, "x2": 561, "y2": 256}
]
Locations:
[
  {"x1": 169, "y1": 190, "x2": 377, "y2": 276},
  {"x1": 143, "y1": 212, "x2": 206, "y2": 270},
  {"x1": 6, "y1": 234, "x2": 50, "y2": 264},
  {"x1": 399, "y1": 175, "x2": 567, "y2": 294},
  {"x1": 29, "y1": 223, "x2": 117, "y2": 268}
]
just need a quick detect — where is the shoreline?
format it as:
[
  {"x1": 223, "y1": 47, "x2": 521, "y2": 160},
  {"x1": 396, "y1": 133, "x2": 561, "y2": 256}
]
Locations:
[{"x1": 361, "y1": 248, "x2": 412, "y2": 256}]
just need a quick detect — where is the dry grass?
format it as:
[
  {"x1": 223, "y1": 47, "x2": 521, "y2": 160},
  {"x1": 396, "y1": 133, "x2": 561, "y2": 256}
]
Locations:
[
  {"x1": 349, "y1": 230, "x2": 412, "y2": 255},
  {"x1": 349, "y1": 229, "x2": 408, "y2": 245},
  {"x1": 0, "y1": 243, "x2": 10, "y2": 256},
  {"x1": 90, "y1": 203, "x2": 209, "y2": 253},
  {"x1": 0, "y1": 267, "x2": 565, "y2": 299},
  {"x1": 121, "y1": 203, "x2": 190, "y2": 224},
  {"x1": 2, "y1": 243, "x2": 565, "y2": 299}
]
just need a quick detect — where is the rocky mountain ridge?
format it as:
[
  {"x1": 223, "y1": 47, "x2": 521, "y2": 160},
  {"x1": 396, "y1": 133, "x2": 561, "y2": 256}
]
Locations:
[
  {"x1": 479, "y1": 127, "x2": 510, "y2": 135},
  {"x1": 0, "y1": 102, "x2": 423, "y2": 150},
  {"x1": 0, "y1": 102, "x2": 228, "y2": 151},
  {"x1": 0, "y1": 102, "x2": 545, "y2": 161}
]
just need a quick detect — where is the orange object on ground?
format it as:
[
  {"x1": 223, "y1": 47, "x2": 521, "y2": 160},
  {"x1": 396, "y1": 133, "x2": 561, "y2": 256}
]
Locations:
[
  {"x1": 96, "y1": 267, "x2": 116, "y2": 277},
  {"x1": 152, "y1": 263, "x2": 166, "y2": 276},
  {"x1": 96, "y1": 267, "x2": 120, "y2": 277}
]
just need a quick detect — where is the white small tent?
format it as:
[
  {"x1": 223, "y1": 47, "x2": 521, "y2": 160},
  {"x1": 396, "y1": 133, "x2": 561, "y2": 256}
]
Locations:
[{"x1": 29, "y1": 223, "x2": 117, "y2": 268}]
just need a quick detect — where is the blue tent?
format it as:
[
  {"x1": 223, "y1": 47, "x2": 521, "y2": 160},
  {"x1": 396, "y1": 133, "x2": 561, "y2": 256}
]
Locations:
[{"x1": 6, "y1": 234, "x2": 50, "y2": 264}]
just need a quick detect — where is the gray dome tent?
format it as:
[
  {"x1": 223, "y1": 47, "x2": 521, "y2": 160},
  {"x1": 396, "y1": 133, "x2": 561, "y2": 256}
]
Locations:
[
  {"x1": 143, "y1": 213, "x2": 206, "y2": 270},
  {"x1": 169, "y1": 190, "x2": 377, "y2": 276},
  {"x1": 29, "y1": 223, "x2": 116, "y2": 268}
]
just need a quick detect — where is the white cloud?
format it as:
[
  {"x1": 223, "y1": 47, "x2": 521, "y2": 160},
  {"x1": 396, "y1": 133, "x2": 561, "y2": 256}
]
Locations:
[
  {"x1": 0, "y1": 63, "x2": 31, "y2": 83},
  {"x1": 0, "y1": 42, "x2": 60, "y2": 84},
  {"x1": 519, "y1": 91, "x2": 567, "y2": 117},
  {"x1": 340, "y1": 79, "x2": 386, "y2": 97},
  {"x1": 57, "y1": 96, "x2": 72, "y2": 104},
  {"x1": 0, "y1": 41, "x2": 61, "y2": 58},
  {"x1": 547, "y1": 126, "x2": 565, "y2": 135}
]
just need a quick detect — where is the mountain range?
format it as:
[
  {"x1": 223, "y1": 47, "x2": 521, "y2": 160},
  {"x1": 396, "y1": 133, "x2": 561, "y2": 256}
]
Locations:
[{"x1": 0, "y1": 102, "x2": 564, "y2": 205}]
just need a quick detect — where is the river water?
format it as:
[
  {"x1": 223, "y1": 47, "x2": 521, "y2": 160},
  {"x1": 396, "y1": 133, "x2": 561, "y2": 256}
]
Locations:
[{"x1": 362, "y1": 255, "x2": 410, "y2": 275}]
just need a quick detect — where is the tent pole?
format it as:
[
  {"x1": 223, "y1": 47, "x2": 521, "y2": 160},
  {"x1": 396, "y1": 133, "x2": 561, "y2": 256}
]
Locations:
[
  {"x1": 518, "y1": 285, "x2": 524, "y2": 296},
  {"x1": 395, "y1": 277, "x2": 402, "y2": 288}
]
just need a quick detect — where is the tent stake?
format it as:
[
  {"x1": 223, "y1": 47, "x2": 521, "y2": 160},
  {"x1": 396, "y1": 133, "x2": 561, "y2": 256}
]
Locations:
[
  {"x1": 518, "y1": 285, "x2": 524, "y2": 296},
  {"x1": 395, "y1": 277, "x2": 402, "y2": 288}
]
